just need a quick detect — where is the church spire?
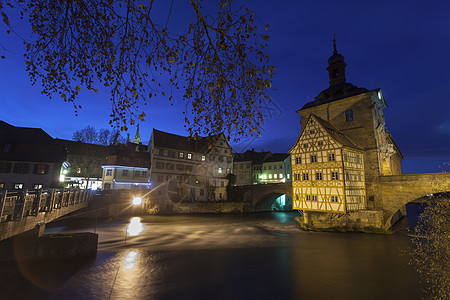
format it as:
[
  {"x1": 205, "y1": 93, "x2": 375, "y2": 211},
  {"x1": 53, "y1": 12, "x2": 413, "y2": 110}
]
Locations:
[
  {"x1": 133, "y1": 124, "x2": 141, "y2": 144},
  {"x1": 326, "y1": 36, "x2": 347, "y2": 87}
]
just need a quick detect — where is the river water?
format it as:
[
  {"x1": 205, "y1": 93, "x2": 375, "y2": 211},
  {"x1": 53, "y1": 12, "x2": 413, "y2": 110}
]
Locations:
[{"x1": 1, "y1": 207, "x2": 426, "y2": 300}]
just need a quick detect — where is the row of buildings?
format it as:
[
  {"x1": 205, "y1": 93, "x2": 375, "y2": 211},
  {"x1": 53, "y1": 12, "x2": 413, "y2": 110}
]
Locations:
[{"x1": 0, "y1": 121, "x2": 291, "y2": 204}]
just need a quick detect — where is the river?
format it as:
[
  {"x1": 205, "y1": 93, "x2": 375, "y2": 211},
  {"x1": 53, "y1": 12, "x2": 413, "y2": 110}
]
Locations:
[{"x1": 1, "y1": 206, "x2": 426, "y2": 300}]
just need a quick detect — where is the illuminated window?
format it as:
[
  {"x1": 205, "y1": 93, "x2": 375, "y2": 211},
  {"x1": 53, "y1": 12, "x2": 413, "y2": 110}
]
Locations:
[
  {"x1": 0, "y1": 183, "x2": 5, "y2": 189},
  {"x1": 33, "y1": 184, "x2": 43, "y2": 190},
  {"x1": 345, "y1": 109, "x2": 353, "y2": 121},
  {"x1": 287, "y1": 174, "x2": 290, "y2": 179},
  {"x1": 187, "y1": 153, "x2": 192, "y2": 159},
  {"x1": 311, "y1": 155, "x2": 317, "y2": 163},
  {"x1": 279, "y1": 174, "x2": 283, "y2": 178},
  {"x1": 201, "y1": 155, "x2": 206, "y2": 161},
  {"x1": 331, "y1": 196, "x2": 338, "y2": 203},
  {"x1": 269, "y1": 174, "x2": 272, "y2": 179},
  {"x1": 106, "y1": 169, "x2": 112, "y2": 176},
  {"x1": 274, "y1": 174, "x2": 277, "y2": 179},
  {"x1": 328, "y1": 153, "x2": 335, "y2": 162},
  {"x1": 331, "y1": 172, "x2": 339, "y2": 180},
  {"x1": 218, "y1": 167, "x2": 223, "y2": 174},
  {"x1": 34, "y1": 164, "x2": 48, "y2": 175},
  {"x1": 14, "y1": 183, "x2": 23, "y2": 189},
  {"x1": 316, "y1": 172, "x2": 323, "y2": 180},
  {"x1": 303, "y1": 173, "x2": 309, "y2": 180},
  {"x1": 226, "y1": 168, "x2": 231, "y2": 174}
]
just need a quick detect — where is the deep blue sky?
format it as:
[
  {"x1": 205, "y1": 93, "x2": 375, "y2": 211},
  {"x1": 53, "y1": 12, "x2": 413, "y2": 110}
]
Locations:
[{"x1": 1, "y1": 0, "x2": 449, "y2": 174}]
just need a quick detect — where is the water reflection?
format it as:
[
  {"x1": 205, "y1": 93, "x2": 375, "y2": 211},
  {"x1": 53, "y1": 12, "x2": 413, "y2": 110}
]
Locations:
[
  {"x1": 123, "y1": 250, "x2": 138, "y2": 270},
  {"x1": 127, "y1": 217, "x2": 144, "y2": 236}
]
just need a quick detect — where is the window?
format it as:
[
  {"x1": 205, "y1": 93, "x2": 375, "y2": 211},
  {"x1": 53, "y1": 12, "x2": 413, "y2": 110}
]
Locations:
[
  {"x1": 279, "y1": 165, "x2": 283, "y2": 169},
  {"x1": 33, "y1": 164, "x2": 48, "y2": 175},
  {"x1": 318, "y1": 141, "x2": 323, "y2": 146},
  {"x1": 274, "y1": 165, "x2": 277, "y2": 170},
  {"x1": 122, "y1": 170, "x2": 129, "y2": 176},
  {"x1": 312, "y1": 195, "x2": 317, "y2": 201},
  {"x1": 331, "y1": 196, "x2": 338, "y2": 203},
  {"x1": 106, "y1": 169, "x2": 112, "y2": 176},
  {"x1": 221, "y1": 181, "x2": 224, "y2": 187},
  {"x1": 177, "y1": 176, "x2": 182, "y2": 183},
  {"x1": 13, "y1": 163, "x2": 29, "y2": 174},
  {"x1": 331, "y1": 172, "x2": 339, "y2": 180},
  {"x1": 316, "y1": 172, "x2": 323, "y2": 180},
  {"x1": 0, "y1": 162, "x2": 12, "y2": 173},
  {"x1": 311, "y1": 155, "x2": 317, "y2": 163},
  {"x1": 179, "y1": 152, "x2": 184, "y2": 158},
  {"x1": 358, "y1": 173, "x2": 362, "y2": 181},
  {"x1": 218, "y1": 156, "x2": 224, "y2": 163},
  {"x1": 33, "y1": 184, "x2": 43, "y2": 190},
  {"x1": 159, "y1": 149, "x2": 164, "y2": 156},
  {"x1": 345, "y1": 109, "x2": 353, "y2": 121},
  {"x1": 166, "y1": 163, "x2": 174, "y2": 170},
  {"x1": 187, "y1": 153, "x2": 192, "y2": 159},
  {"x1": 219, "y1": 193, "x2": 223, "y2": 200},
  {"x1": 344, "y1": 153, "x2": 348, "y2": 161},
  {"x1": 263, "y1": 166, "x2": 267, "y2": 170},
  {"x1": 3, "y1": 144, "x2": 13, "y2": 153},
  {"x1": 356, "y1": 154, "x2": 361, "y2": 164},
  {"x1": 0, "y1": 183, "x2": 5, "y2": 189},
  {"x1": 227, "y1": 157, "x2": 232, "y2": 163},
  {"x1": 303, "y1": 143, "x2": 308, "y2": 148},
  {"x1": 240, "y1": 164, "x2": 243, "y2": 169},
  {"x1": 142, "y1": 171, "x2": 148, "y2": 177},
  {"x1": 157, "y1": 175, "x2": 163, "y2": 182},
  {"x1": 269, "y1": 174, "x2": 272, "y2": 179},
  {"x1": 306, "y1": 195, "x2": 311, "y2": 201},
  {"x1": 246, "y1": 164, "x2": 250, "y2": 169},
  {"x1": 287, "y1": 174, "x2": 290, "y2": 179},
  {"x1": 201, "y1": 155, "x2": 206, "y2": 161},
  {"x1": 134, "y1": 170, "x2": 141, "y2": 177},
  {"x1": 200, "y1": 189, "x2": 205, "y2": 196},
  {"x1": 328, "y1": 153, "x2": 335, "y2": 162},
  {"x1": 226, "y1": 168, "x2": 231, "y2": 174},
  {"x1": 309, "y1": 129, "x2": 315, "y2": 134},
  {"x1": 274, "y1": 174, "x2": 278, "y2": 179},
  {"x1": 168, "y1": 150, "x2": 176, "y2": 157},
  {"x1": 279, "y1": 174, "x2": 283, "y2": 178},
  {"x1": 345, "y1": 172, "x2": 350, "y2": 181},
  {"x1": 295, "y1": 157, "x2": 301, "y2": 164},
  {"x1": 14, "y1": 183, "x2": 23, "y2": 189},
  {"x1": 218, "y1": 167, "x2": 223, "y2": 174},
  {"x1": 294, "y1": 173, "x2": 300, "y2": 181},
  {"x1": 177, "y1": 164, "x2": 184, "y2": 171},
  {"x1": 156, "y1": 162, "x2": 164, "y2": 169},
  {"x1": 303, "y1": 173, "x2": 309, "y2": 180},
  {"x1": 296, "y1": 194, "x2": 299, "y2": 200},
  {"x1": 268, "y1": 166, "x2": 272, "y2": 170},
  {"x1": 104, "y1": 183, "x2": 111, "y2": 190}
]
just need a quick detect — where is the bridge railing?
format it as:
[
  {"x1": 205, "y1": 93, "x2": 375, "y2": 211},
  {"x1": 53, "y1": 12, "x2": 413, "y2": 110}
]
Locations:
[{"x1": 0, "y1": 189, "x2": 93, "y2": 223}]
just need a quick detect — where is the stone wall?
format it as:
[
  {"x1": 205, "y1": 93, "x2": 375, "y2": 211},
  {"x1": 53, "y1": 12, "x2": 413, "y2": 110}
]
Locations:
[{"x1": 301, "y1": 210, "x2": 384, "y2": 232}]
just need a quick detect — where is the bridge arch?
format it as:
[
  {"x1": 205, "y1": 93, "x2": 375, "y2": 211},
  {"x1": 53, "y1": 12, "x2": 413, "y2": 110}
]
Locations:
[
  {"x1": 254, "y1": 192, "x2": 291, "y2": 211},
  {"x1": 378, "y1": 173, "x2": 450, "y2": 228}
]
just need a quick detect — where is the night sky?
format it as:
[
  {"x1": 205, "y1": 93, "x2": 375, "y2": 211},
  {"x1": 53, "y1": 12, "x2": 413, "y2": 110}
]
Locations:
[{"x1": 1, "y1": 0, "x2": 449, "y2": 174}]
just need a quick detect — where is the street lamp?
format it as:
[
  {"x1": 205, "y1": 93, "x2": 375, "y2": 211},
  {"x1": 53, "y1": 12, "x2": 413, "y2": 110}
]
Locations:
[{"x1": 132, "y1": 196, "x2": 142, "y2": 206}]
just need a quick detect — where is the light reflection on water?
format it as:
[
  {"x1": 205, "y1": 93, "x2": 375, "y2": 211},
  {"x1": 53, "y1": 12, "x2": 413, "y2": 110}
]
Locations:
[{"x1": 4, "y1": 211, "x2": 426, "y2": 299}]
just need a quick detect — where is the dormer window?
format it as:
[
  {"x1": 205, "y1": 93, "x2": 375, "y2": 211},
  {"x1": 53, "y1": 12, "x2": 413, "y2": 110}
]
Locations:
[{"x1": 345, "y1": 109, "x2": 353, "y2": 122}]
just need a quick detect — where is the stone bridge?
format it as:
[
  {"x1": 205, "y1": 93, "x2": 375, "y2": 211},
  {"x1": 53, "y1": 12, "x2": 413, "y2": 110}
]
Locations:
[
  {"x1": 235, "y1": 182, "x2": 292, "y2": 211},
  {"x1": 375, "y1": 172, "x2": 450, "y2": 228}
]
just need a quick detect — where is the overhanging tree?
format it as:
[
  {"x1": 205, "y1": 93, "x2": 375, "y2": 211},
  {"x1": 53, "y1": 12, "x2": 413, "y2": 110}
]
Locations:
[{"x1": 0, "y1": 0, "x2": 274, "y2": 141}]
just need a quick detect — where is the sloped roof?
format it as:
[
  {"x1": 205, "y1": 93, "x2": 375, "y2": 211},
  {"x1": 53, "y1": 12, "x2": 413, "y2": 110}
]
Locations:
[
  {"x1": 0, "y1": 121, "x2": 55, "y2": 144},
  {"x1": 152, "y1": 129, "x2": 222, "y2": 154},
  {"x1": 312, "y1": 115, "x2": 363, "y2": 150},
  {"x1": 55, "y1": 139, "x2": 111, "y2": 157},
  {"x1": 299, "y1": 83, "x2": 369, "y2": 111},
  {"x1": 264, "y1": 153, "x2": 289, "y2": 163}
]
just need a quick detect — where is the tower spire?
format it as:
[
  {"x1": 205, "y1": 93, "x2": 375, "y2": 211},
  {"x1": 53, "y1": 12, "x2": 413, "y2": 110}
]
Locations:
[
  {"x1": 333, "y1": 35, "x2": 337, "y2": 55},
  {"x1": 133, "y1": 124, "x2": 141, "y2": 144}
]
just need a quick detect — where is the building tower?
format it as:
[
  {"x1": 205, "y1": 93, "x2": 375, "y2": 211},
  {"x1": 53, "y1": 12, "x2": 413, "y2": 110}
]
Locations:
[{"x1": 290, "y1": 39, "x2": 403, "y2": 213}]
